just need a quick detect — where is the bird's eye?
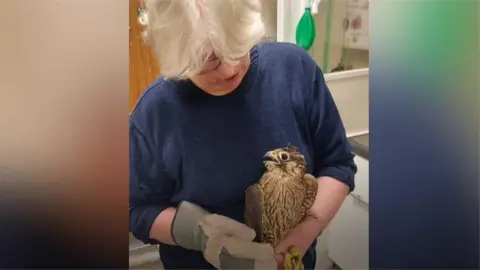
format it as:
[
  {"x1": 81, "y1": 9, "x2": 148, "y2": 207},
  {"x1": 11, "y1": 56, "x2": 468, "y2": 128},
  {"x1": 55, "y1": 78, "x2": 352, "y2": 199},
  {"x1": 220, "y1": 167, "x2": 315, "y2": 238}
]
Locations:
[{"x1": 280, "y1": 153, "x2": 289, "y2": 160}]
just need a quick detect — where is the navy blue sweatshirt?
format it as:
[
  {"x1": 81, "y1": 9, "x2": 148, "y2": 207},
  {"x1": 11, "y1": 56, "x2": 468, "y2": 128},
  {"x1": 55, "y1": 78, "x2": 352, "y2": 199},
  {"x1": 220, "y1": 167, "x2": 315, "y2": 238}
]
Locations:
[{"x1": 129, "y1": 42, "x2": 357, "y2": 269}]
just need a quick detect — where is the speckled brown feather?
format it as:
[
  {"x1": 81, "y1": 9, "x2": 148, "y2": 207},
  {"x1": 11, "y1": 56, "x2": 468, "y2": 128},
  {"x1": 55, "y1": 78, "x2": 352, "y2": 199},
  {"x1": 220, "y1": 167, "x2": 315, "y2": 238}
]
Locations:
[{"x1": 244, "y1": 146, "x2": 318, "y2": 248}]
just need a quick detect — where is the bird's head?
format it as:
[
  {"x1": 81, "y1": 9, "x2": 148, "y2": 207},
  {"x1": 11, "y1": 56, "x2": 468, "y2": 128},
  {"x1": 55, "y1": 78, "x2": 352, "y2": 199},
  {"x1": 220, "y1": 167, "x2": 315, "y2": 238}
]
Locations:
[{"x1": 262, "y1": 145, "x2": 306, "y2": 174}]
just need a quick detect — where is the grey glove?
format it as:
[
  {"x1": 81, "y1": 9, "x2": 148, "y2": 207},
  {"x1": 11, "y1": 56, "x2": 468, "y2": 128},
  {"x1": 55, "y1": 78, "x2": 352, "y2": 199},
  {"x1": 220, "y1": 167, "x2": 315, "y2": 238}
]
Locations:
[{"x1": 172, "y1": 201, "x2": 277, "y2": 270}]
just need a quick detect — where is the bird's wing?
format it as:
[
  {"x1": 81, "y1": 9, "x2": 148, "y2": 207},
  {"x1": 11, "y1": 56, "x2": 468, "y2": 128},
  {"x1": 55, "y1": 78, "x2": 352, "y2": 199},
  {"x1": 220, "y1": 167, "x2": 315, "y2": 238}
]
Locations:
[
  {"x1": 304, "y1": 173, "x2": 318, "y2": 190},
  {"x1": 301, "y1": 173, "x2": 319, "y2": 214},
  {"x1": 244, "y1": 184, "x2": 264, "y2": 243}
]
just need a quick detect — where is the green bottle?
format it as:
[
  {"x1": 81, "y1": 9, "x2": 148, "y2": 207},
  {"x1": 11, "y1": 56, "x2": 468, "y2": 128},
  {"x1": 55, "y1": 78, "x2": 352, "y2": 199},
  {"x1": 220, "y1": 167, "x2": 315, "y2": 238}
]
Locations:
[{"x1": 295, "y1": 6, "x2": 316, "y2": 51}]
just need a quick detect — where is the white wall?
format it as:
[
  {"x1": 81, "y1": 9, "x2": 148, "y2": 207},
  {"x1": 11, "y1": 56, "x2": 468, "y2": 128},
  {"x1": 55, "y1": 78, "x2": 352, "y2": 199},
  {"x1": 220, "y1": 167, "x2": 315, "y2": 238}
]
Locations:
[
  {"x1": 262, "y1": 0, "x2": 369, "y2": 72},
  {"x1": 309, "y1": 0, "x2": 369, "y2": 71},
  {"x1": 261, "y1": 0, "x2": 278, "y2": 40}
]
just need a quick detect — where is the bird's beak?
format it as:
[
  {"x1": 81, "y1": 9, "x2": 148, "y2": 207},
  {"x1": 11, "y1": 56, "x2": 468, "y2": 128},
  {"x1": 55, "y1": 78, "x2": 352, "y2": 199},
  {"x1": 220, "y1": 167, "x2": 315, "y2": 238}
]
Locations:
[{"x1": 263, "y1": 151, "x2": 279, "y2": 164}]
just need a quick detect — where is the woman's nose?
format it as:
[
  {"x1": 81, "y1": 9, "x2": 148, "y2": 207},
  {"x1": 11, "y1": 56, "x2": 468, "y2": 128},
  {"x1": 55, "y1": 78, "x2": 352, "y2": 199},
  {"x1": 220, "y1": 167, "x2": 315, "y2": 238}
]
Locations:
[{"x1": 215, "y1": 62, "x2": 237, "y2": 79}]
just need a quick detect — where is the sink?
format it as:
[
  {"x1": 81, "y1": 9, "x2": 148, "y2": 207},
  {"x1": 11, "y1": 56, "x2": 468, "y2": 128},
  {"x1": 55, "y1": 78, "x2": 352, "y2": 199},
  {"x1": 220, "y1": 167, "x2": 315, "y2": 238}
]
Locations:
[{"x1": 348, "y1": 133, "x2": 369, "y2": 160}]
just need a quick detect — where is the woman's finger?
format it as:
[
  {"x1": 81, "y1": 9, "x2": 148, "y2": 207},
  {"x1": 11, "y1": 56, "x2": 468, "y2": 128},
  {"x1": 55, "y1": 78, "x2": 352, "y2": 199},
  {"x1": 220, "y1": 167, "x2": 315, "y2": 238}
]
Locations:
[{"x1": 275, "y1": 253, "x2": 285, "y2": 270}]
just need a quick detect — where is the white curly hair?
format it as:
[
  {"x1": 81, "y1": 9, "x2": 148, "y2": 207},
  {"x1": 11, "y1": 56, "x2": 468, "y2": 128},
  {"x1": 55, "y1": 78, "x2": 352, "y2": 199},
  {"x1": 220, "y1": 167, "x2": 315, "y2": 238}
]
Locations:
[{"x1": 141, "y1": 0, "x2": 265, "y2": 79}]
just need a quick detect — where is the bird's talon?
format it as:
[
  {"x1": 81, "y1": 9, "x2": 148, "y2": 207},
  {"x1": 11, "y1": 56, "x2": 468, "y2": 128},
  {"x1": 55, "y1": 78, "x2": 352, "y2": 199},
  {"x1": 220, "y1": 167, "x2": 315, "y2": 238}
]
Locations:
[{"x1": 283, "y1": 247, "x2": 304, "y2": 270}]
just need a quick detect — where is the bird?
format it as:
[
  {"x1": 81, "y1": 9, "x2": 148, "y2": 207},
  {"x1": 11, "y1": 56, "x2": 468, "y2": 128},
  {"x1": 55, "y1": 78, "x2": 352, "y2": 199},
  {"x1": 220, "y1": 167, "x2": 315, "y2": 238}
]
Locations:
[{"x1": 244, "y1": 146, "x2": 318, "y2": 270}]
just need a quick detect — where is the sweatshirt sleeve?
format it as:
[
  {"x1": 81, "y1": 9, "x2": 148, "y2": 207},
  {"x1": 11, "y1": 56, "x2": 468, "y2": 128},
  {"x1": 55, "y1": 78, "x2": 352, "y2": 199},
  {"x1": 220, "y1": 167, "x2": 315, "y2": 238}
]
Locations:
[
  {"x1": 307, "y1": 65, "x2": 357, "y2": 191},
  {"x1": 129, "y1": 122, "x2": 176, "y2": 244}
]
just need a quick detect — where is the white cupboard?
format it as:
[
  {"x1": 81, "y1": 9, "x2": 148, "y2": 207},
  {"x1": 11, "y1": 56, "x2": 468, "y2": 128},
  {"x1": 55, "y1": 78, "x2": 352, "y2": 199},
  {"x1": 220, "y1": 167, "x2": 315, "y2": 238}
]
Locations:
[{"x1": 327, "y1": 155, "x2": 369, "y2": 270}]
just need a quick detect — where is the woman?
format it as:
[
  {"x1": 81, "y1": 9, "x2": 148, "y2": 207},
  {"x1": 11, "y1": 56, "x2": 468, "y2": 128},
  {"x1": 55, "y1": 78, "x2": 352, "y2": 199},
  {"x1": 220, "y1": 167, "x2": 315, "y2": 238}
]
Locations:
[{"x1": 129, "y1": 0, "x2": 357, "y2": 269}]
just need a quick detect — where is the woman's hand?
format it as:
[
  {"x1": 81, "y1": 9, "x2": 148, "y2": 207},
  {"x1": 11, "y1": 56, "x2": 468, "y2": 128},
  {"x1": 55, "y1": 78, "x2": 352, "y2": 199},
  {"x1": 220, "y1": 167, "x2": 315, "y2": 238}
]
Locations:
[{"x1": 274, "y1": 215, "x2": 323, "y2": 267}]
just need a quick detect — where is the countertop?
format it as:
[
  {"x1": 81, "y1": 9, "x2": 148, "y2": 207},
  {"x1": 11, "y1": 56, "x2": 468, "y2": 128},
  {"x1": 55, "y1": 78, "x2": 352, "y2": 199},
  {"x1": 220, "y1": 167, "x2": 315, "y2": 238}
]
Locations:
[{"x1": 348, "y1": 133, "x2": 369, "y2": 160}]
